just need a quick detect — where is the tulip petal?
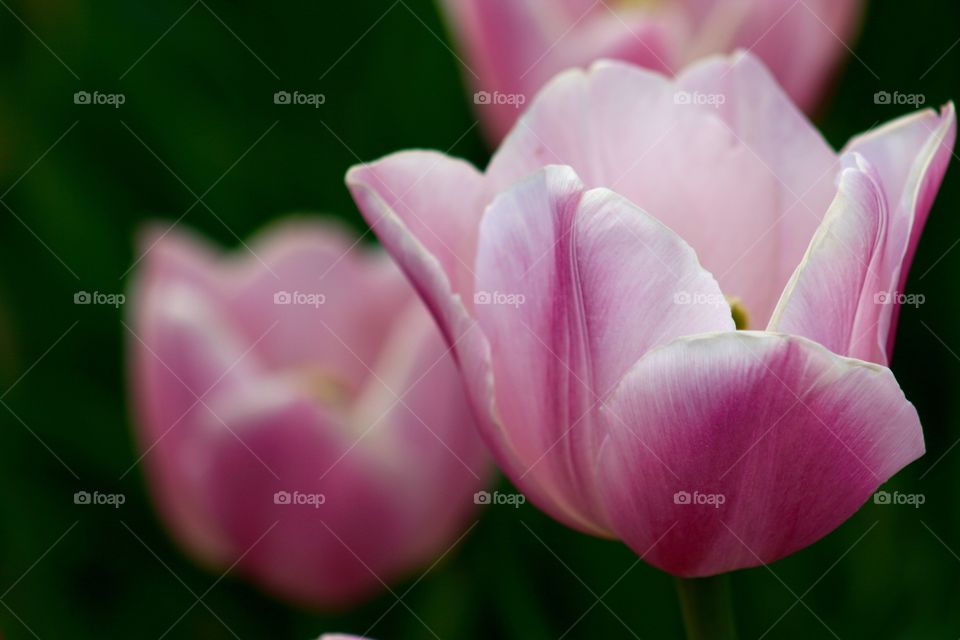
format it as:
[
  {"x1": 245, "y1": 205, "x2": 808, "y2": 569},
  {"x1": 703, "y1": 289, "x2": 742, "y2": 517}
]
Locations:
[
  {"x1": 201, "y1": 303, "x2": 485, "y2": 607},
  {"x1": 845, "y1": 103, "x2": 957, "y2": 354},
  {"x1": 473, "y1": 165, "x2": 734, "y2": 532},
  {"x1": 598, "y1": 331, "x2": 923, "y2": 577},
  {"x1": 681, "y1": 0, "x2": 864, "y2": 112},
  {"x1": 347, "y1": 151, "x2": 562, "y2": 524},
  {"x1": 132, "y1": 221, "x2": 487, "y2": 607},
  {"x1": 768, "y1": 154, "x2": 891, "y2": 363},
  {"x1": 488, "y1": 53, "x2": 838, "y2": 327},
  {"x1": 771, "y1": 104, "x2": 956, "y2": 362}
]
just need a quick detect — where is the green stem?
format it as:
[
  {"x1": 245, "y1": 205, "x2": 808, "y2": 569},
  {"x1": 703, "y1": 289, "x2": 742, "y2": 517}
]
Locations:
[{"x1": 675, "y1": 575, "x2": 738, "y2": 640}]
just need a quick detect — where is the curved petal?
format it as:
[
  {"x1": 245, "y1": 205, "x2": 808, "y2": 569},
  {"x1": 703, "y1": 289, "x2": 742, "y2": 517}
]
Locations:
[
  {"x1": 844, "y1": 103, "x2": 957, "y2": 355},
  {"x1": 682, "y1": 0, "x2": 864, "y2": 112},
  {"x1": 227, "y1": 220, "x2": 411, "y2": 390},
  {"x1": 131, "y1": 221, "x2": 488, "y2": 608},
  {"x1": 347, "y1": 151, "x2": 554, "y2": 522},
  {"x1": 488, "y1": 53, "x2": 839, "y2": 327},
  {"x1": 474, "y1": 165, "x2": 734, "y2": 533},
  {"x1": 769, "y1": 154, "x2": 891, "y2": 363},
  {"x1": 773, "y1": 104, "x2": 957, "y2": 362},
  {"x1": 201, "y1": 303, "x2": 485, "y2": 608},
  {"x1": 130, "y1": 281, "x2": 261, "y2": 566},
  {"x1": 598, "y1": 331, "x2": 924, "y2": 577},
  {"x1": 438, "y1": 0, "x2": 560, "y2": 142}
]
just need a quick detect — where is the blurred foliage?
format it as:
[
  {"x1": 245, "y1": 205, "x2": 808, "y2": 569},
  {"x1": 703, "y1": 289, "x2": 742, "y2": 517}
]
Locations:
[{"x1": 0, "y1": 1, "x2": 958, "y2": 638}]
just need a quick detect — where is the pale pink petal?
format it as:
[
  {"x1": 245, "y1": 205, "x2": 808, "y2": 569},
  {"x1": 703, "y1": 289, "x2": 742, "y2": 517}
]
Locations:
[
  {"x1": 473, "y1": 165, "x2": 734, "y2": 533},
  {"x1": 438, "y1": 0, "x2": 560, "y2": 142},
  {"x1": 845, "y1": 104, "x2": 957, "y2": 355},
  {"x1": 599, "y1": 331, "x2": 923, "y2": 577},
  {"x1": 201, "y1": 303, "x2": 484, "y2": 607},
  {"x1": 131, "y1": 281, "x2": 261, "y2": 565},
  {"x1": 682, "y1": 0, "x2": 864, "y2": 112},
  {"x1": 346, "y1": 152, "x2": 546, "y2": 521},
  {"x1": 773, "y1": 104, "x2": 957, "y2": 362},
  {"x1": 488, "y1": 54, "x2": 838, "y2": 328},
  {"x1": 768, "y1": 154, "x2": 891, "y2": 363},
  {"x1": 131, "y1": 220, "x2": 487, "y2": 607},
  {"x1": 226, "y1": 220, "x2": 411, "y2": 392}
]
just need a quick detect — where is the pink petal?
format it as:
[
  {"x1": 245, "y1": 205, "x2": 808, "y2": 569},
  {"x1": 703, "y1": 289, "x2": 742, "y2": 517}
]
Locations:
[
  {"x1": 598, "y1": 331, "x2": 923, "y2": 577},
  {"x1": 768, "y1": 154, "x2": 891, "y2": 363},
  {"x1": 488, "y1": 53, "x2": 839, "y2": 328},
  {"x1": 228, "y1": 220, "x2": 411, "y2": 392},
  {"x1": 345, "y1": 151, "x2": 517, "y2": 467},
  {"x1": 473, "y1": 165, "x2": 734, "y2": 533},
  {"x1": 772, "y1": 104, "x2": 957, "y2": 362},
  {"x1": 200, "y1": 303, "x2": 485, "y2": 607},
  {"x1": 682, "y1": 0, "x2": 864, "y2": 112},
  {"x1": 845, "y1": 103, "x2": 957, "y2": 354},
  {"x1": 130, "y1": 221, "x2": 487, "y2": 607}
]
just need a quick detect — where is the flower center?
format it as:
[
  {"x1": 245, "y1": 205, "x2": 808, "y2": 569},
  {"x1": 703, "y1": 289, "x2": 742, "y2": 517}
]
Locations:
[
  {"x1": 291, "y1": 365, "x2": 352, "y2": 407},
  {"x1": 725, "y1": 295, "x2": 750, "y2": 331},
  {"x1": 618, "y1": 0, "x2": 663, "y2": 9}
]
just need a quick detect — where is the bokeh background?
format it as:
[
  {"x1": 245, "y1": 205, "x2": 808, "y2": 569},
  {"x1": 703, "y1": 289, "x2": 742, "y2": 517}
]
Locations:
[{"x1": 0, "y1": 1, "x2": 958, "y2": 638}]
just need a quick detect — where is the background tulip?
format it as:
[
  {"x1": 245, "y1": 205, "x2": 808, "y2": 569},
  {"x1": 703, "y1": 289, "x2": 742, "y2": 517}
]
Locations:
[
  {"x1": 440, "y1": 0, "x2": 864, "y2": 142},
  {"x1": 129, "y1": 219, "x2": 488, "y2": 608},
  {"x1": 348, "y1": 52, "x2": 954, "y2": 578}
]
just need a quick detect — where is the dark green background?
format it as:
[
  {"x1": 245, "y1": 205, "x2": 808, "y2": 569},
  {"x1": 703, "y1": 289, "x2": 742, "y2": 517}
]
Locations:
[{"x1": 0, "y1": 1, "x2": 957, "y2": 638}]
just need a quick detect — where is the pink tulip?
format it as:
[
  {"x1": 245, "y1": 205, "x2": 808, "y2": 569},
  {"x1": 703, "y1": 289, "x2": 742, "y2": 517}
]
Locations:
[
  {"x1": 129, "y1": 219, "x2": 488, "y2": 607},
  {"x1": 348, "y1": 52, "x2": 955, "y2": 576},
  {"x1": 440, "y1": 0, "x2": 864, "y2": 142}
]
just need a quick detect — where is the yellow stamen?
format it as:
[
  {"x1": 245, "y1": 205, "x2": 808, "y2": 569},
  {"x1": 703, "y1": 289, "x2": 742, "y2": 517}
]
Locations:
[
  {"x1": 725, "y1": 295, "x2": 750, "y2": 331},
  {"x1": 293, "y1": 366, "x2": 351, "y2": 406}
]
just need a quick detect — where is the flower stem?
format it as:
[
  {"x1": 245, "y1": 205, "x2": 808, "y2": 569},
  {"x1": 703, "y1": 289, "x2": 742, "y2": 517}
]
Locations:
[{"x1": 674, "y1": 575, "x2": 738, "y2": 640}]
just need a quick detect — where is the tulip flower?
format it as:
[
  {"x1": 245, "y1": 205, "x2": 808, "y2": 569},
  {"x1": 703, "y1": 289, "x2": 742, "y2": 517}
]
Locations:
[
  {"x1": 129, "y1": 219, "x2": 489, "y2": 608},
  {"x1": 348, "y1": 50, "x2": 954, "y2": 592},
  {"x1": 440, "y1": 0, "x2": 864, "y2": 142}
]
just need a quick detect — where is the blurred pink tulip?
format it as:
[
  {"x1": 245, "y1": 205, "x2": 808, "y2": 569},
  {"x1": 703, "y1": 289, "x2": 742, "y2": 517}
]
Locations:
[
  {"x1": 129, "y1": 220, "x2": 488, "y2": 607},
  {"x1": 441, "y1": 0, "x2": 864, "y2": 142},
  {"x1": 348, "y1": 52, "x2": 955, "y2": 576}
]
